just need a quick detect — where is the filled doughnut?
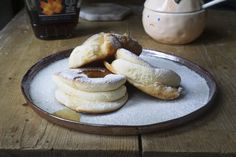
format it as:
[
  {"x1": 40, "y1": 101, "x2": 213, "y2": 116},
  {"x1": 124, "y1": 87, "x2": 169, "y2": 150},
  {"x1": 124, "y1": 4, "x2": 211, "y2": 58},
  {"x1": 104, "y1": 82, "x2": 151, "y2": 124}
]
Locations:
[
  {"x1": 69, "y1": 32, "x2": 142, "y2": 68},
  {"x1": 54, "y1": 68, "x2": 126, "y2": 92},
  {"x1": 105, "y1": 48, "x2": 182, "y2": 100},
  {"x1": 53, "y1": 67, "x2": 128, "y2": 114}
]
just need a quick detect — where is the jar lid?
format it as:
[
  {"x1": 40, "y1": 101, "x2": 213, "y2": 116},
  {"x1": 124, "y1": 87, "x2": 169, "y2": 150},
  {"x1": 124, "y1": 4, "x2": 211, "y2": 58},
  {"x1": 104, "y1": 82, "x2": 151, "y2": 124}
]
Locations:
[{"x1": 144, "y1": 0, "x2": 204, "y2": 13}]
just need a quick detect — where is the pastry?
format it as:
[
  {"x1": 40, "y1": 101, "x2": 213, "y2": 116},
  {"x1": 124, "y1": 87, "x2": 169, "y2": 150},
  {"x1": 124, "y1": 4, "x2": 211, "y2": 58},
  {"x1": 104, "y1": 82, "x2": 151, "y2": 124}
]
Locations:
[
  {"x1": 53, "y1": 67, "x2": 128, "y2": 114},
  {"x1": 53, "y1": 75, "x2": 127, "y2": 102},
  {"x1": 53, "y1": 33, "x2": 183, "y2": 114},
  {"x1": 55, "y1": 90, "x2": 128, "y2": 114},
  {"x1": 54, "y1": 68, "x2": 126, "y2": 92},
  {"x1": 105, "y1": 48, "x2": 182, "y2": 100},
  {"x1": 115, "y1": 48, "x2": 181, "y2": 87},
  {"x1": 69, "y1": 32, "x2": 142, "y2": 68}
]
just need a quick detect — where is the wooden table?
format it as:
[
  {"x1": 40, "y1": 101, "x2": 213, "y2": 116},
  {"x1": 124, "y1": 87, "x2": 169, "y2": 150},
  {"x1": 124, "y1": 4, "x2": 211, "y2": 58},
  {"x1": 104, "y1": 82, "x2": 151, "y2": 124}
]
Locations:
[{"x1": 0, "y1": 9, "x2": 235, "y2": 157}]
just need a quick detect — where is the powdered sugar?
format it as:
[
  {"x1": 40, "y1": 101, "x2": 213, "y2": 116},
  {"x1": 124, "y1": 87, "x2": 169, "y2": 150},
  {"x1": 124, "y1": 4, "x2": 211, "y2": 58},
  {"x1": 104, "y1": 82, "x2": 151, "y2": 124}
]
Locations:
[
  {"x1": 79, "y1": 53, "x2": 210, "y2": 125},
  {"x1": 57, "y1": 69, "x2": 126, "y2": 85},
  {"x1": 30, "y1": 59, "x2": 68, "y2": 113},
  {"x1": 79, "y1": 74, "x2": 126, "y2": 85},
  {"x1": 29, "y1": 51, "x2": 210, "y2": 126}
]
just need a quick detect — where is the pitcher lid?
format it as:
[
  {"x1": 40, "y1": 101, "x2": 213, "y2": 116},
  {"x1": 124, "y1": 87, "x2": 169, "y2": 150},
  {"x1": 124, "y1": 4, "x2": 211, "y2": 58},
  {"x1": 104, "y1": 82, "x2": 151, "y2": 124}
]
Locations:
[{"x1": 144, "y1": 0, "x2": 204, "y2": 13}]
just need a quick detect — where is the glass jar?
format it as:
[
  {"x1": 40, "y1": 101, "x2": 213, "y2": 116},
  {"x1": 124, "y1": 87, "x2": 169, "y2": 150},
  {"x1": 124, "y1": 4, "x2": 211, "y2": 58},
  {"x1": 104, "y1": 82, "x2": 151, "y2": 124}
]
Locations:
[{"x1": 25, "y1": 0, "x2": 82, "y2": 40}]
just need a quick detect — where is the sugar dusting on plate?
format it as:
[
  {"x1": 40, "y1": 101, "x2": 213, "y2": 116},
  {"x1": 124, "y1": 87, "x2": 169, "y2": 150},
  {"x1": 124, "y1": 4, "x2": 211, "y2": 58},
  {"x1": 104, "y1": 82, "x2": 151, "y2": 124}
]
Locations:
[
  {"x1": 29, "y1": 53, "x2": 209, "y2": 126},
  {"x1": 30, "y1": 59, "x2": 68, "y2": 113}
]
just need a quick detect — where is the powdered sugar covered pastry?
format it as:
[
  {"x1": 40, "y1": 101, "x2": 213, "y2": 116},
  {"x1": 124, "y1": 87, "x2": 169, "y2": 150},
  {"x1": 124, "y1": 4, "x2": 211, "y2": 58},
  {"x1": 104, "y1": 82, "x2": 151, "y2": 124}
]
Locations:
[
  {"x1": 55, "y1": 90, "x2": 128, "y2": 114},
  {"x1": 53, "y1": 67, "x2": 128, "y2": 114},
  {"x1": 69, "y1": 32, "x2": 142, "y2": 68},
  {"x1": 105, "y1": 48, "x2": 182, "y2": 100},
  {"x1": 53, "y1": 68, "x2": 126, "y2": 92}
]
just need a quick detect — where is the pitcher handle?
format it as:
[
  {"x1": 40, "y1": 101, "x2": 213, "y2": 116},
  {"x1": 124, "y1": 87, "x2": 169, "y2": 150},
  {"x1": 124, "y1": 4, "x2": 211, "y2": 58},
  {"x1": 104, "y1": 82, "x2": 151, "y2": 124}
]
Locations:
[{"x1": 202, "y1": 0, "x2": 227, "y2": 9}]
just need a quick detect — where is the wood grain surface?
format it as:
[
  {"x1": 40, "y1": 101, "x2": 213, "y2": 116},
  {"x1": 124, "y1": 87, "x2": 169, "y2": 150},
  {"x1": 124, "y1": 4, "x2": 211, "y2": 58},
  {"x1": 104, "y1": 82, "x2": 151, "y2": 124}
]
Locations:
[
  {"x1": 0, "y1": 11, "x2": 139, "y2": 157},
  {"x1": 0, "y1": 8, "x2": 236, "y2": 157}
]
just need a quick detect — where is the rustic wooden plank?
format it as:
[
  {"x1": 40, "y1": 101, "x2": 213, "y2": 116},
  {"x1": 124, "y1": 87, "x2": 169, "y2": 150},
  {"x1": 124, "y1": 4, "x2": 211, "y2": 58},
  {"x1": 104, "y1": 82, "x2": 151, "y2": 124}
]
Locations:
[
  {"x1": 141, "y1": 10, "x2": 236, "y2": 157},
  {"x1": 0, "y1": 10, "x2": 139, "y2": 157}
]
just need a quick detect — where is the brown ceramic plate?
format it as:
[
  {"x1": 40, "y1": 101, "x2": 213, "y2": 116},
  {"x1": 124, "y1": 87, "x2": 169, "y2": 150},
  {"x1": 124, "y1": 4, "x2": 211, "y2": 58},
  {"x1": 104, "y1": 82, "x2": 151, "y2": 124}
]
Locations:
[{"x1": 21, "y1": 49, "x2": 216, "y2": 135}]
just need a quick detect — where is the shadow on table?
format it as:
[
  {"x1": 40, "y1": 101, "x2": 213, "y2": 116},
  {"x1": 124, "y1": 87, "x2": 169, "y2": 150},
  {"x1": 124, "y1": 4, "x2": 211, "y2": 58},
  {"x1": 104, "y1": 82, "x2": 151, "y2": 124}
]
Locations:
[{"x1": 191, "y1": 27, "x2": 235, "y2": 46}]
